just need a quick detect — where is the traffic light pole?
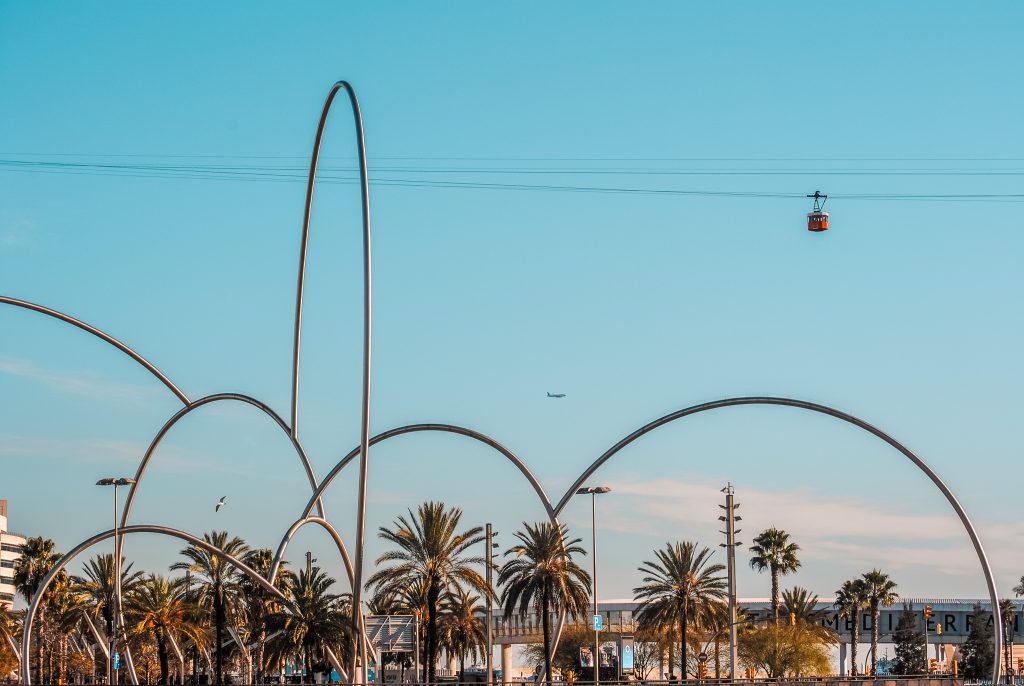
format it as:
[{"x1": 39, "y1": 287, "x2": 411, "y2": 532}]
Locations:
[{"x1": 924, "y1": 605, "x2": 933, "y2": 674}]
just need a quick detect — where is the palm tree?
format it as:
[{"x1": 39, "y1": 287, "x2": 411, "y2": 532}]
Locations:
[
  {"x1": 171, "y1": 530, "x2": 249, "y2": 685},
  {"x1": 0, "y1": 603, "x2": 21, "y2": 678},
  {"x1": 1014, "y1": 577, "x2": 1024, "y2": 598},
  {"x1": 47, "y1": 574, "x2": 89, "y2": 684},
  {"x1": 367, "y1": 502, "x2": 490, "y2": 684},
  {"x1": 834, "y1": 578, "x2": 868, "y2": 676},
  {"x1": 748, "y1": 528, "x2": 800, "y2": 623},
  {"x1": 241, "y1": 548, "x2": 294, "y2": 683},
  {"x1": 498, "y1": 522, "x2": 591, "y2": 686},
  {"x1": 1000, "y1": 598, "x2": 1017, "y2": 680},
  {"x1": 267, "y1": 566, "x2": 352, "y2": 680},
  {"x1": 781, "y1": 586, "x2": 827, "y2": 624},
  {"x1": 441, "y1": 587, "x2": 487, "y2": 679},
  {"x1": 13, "y1": 536, "x2": 61, "y2": 680},
  {"x1": 124, "y1": 574, "x2": 204, "y2": 684},
  {"x1": 633, "y1": 542, "x2": 726, "y2": 681},
  {"x1": 73, "y1": 553, "x2": 145, "y2": 657},
  {"x1": 861, "y1": 569, "x2": 898, "y2": 674}
]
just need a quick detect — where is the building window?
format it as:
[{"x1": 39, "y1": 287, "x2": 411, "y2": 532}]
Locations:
[{"x1": 0, "y1": 544, "x2": 23, "y2": 554}]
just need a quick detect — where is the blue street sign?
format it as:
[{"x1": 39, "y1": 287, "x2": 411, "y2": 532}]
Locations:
[
  {"x1": 113, "y1": 652, "x2": 121, "y2": 670},
  {"x1": 592, "y1": 614, "x2": 603, "y2": 631}
]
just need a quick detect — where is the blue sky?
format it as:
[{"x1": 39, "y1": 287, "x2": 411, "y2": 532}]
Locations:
[{"x1": 1, "y1": 1, "x2": 1022, "y2": 608}]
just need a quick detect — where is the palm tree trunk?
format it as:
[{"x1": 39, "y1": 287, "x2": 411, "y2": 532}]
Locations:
[
  {"x1": 541, "y1": 589, "x2": 552, "y2": 686},
  {"x1": 668, "y1": 640, "x2": 674, "y2": 680},
  {"x1": 850, "y1": 612, "x2": 859, "y2": 676},
  {"x1": 156, "y1": 628, "x2": 170, "y2": 684},
  {"x1": 714, "y1": 635, "x2": 720, "y2": 679},
  {"x1": 870, "y1": 603, "x2": 880, "y2": 674},
  {"x1": 36, "y1": 608, "x2": 44, "y2": 684},
  {"x1": 428, "y1": 582, "x2": 440, "y2": 684},
  {"x1": 256, "y1": 626, "x2": 267, "y2": 684},
  {"x1": 680, "y1": 599, "x2": 688, "y2": 682},
  {"x1": 215, "y1": 589, "x2": 225, "y2": 686},
  {"x1": 1005, "y1": 623, "x2": 1012, "y2": 679},
  {"x1": 770, "y1": 565, "x2": 779, "y2": 624}
]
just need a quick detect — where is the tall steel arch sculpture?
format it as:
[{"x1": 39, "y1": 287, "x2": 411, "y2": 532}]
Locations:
[
  {"x1": 290, "y1": 81, "x2": 375, "y2": 678},
  {"x1": 552, "y1": 396, "x2": 1002, "y2": 684}
]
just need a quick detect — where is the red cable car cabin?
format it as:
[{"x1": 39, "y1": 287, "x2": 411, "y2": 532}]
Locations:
[
  {"x1": 807, "y1": 210, "x2": 829, "y2": 232},
  {"x1": 806, "y1": 191, "x2": 828, "y2": 232}
]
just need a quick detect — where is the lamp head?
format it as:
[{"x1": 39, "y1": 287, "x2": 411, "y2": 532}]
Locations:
[{"x1": 97, "y1": 477, "x2": 137, "y2": 486}]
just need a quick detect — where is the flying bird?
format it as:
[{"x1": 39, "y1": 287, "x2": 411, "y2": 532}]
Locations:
[
  {"x1": 546, "y1": 392, "x2": 566, "y2": 398},
  {"x1": 215, "y1": 496, "x2": 227, "y2": 512}
]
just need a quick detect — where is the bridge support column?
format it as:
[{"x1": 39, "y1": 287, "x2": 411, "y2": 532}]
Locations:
[{"x1": 502, "y1": 645, "x2": 512, "y2": 685}]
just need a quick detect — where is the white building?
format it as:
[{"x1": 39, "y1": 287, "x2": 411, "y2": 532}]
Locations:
[{"x1": 0, "y1": 500, "x2": 26, "y2": 608}]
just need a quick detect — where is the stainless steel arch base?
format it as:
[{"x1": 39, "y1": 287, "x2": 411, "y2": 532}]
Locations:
[{"x1": 550, "y1": 396, "x2": 1003, "y2": 684}]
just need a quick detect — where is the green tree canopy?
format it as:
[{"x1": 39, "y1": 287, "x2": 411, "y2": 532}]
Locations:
[
  {"x1": 891, "y1": 604, "x2": 926, "y2": 675},
  {"x1": 738, "y1": 621, "x2": 837, "y2": 678},
  {"x1": 960, "y1": 603, "x2": 994, "y2": 680},
  {"x1": 748, "y1": 529, "x2": 800, "y2": 623}
]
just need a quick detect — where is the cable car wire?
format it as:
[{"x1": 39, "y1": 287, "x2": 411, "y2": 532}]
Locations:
[{"x1": 1, "y1": 157, "x2": 1023, "y2": 202}]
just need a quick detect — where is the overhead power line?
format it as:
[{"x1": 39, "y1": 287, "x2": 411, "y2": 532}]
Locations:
[{"x1": 1, "y1": 157, "x2": 1022, "y2": 202}]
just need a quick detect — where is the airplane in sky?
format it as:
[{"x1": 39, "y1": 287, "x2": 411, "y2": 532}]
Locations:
[{"x1": 546, "y1": 392, "x2": 566, "y2": 398}]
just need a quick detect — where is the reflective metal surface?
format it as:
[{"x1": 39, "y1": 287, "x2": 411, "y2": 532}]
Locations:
[
  {"x1": 288, "y1": 80, "x2": 375, "y2": 684},
  {"x1": 0, "y1": 295, "x2": 190, "y2": 405},
  {"x1": 553, "y1": 396, "x2": 1002, "y2": 684}
]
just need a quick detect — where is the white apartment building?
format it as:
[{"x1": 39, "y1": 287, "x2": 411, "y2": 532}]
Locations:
[{"x1": 0, "y1": 500, "x2": 26, "y2": 607}]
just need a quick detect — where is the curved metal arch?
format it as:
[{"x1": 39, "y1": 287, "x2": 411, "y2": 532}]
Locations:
[
  {"x1": 298, "y1": 423, "x2": 558, "y2": 526},
  {"x1": 552, "y1": 396, "x2": 1002, "y2": 684},
  {"x1": 0, "y1": 295, "x2": 190, "y2": 405},
  {"x1": 20, "y1": 525, "x2": 303, "y2": 685},
  {"x1": 269, "y1": 516, "x2": 374, "y2": 666},
  {"x1": 269, "y1": 516, "x2": 356, "y2": 588},
  {"x1": 121, "y1": 393, "x2": 325, "y2": 528},
  {"x1": 290, "y1": 80, "x2": 374, "y2": 682},
  {"x1": 300, "y1": 422, "x2": 563, "y2": 685}
]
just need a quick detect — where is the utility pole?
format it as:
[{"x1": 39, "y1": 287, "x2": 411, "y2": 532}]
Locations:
[
  {"x1": 719, "y1": 484, "x2": 741, "y2": 681},
  {"x1": 486, "y1": 524, "x2": 495, "y2": 686}
]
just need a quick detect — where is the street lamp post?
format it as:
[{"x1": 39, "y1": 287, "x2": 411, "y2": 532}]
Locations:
[
  {"x1": 577, "y1": 486, "x2": 611, "y2": 686},
  {"x1": 485, "y1": 524, "x2": 499, "y2": 686},
  {"x1": 97, "y1": 477, "x2": 136, "y2": 686}
]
